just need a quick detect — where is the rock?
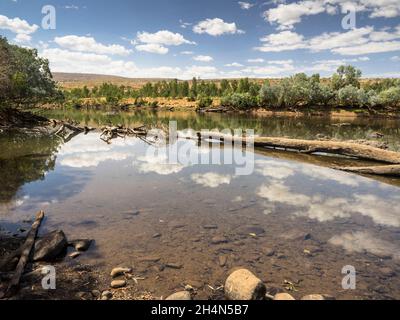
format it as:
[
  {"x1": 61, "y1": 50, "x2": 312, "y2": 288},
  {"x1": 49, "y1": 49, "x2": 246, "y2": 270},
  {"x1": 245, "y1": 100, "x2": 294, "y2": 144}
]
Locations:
[
  {"x1": 69, "y1": 239, "x2": 93, "y2": 252},
  {"x1": 33, "y1": 230, "x2": 68, "y2": 262},
  {"x1": 301, "y1": 294, "x2": 326, "y2": 300},
  {"x1": 168, "y1": 221, "x2": 186, "y2": 229},
  {"x1": 110, "y1": 267, "x2": 132, "y2": 278},
  {"x1": 274, "y1": 293, "x2": 295, "y2": 300},
  {"x1": 152, "y1": 233, "x2": 161, "y2": 238},
  {"x1": 101, "y1": 290, "x2": 113, "y2": 300},
  {"x1": 203, "y1": 224, "x2": 218, "y2": 230},
  {"x1": 91, "y1": 290, "x2": 101, "y2": 298},
  {"x1": 165, "y1": 291, "x2": 192, "y2": 300},
  {"x1": 219, "y1": 255, "x2": 227, "y2": 267},
  {"x1": 111, "y1": 279, "x2": 126, "y2": 289},
  {"x1": 138, "y1": 255, "x2": 161, "y2": 263},
  {"x1": 264, "y1": 248, "x2": 275, "y2": 257},
  {"x1": 224, "y1": 269, "x2": 266, "y2": 300},
  {"x1": 185, "y1": 280, "x2": 204, "y2": 289},
  {"x1": 211, "y1": 235, "x2": 228, "y2": 245},
  {"x1": 281, "y1": 230, "x2": 311, "y2": 241},
  {"x1": 122, "y1": 210, "x2": 140, "y2": 216},
  {"x1": 69, "y1": 251, "x2": 81, "y2": 259}
]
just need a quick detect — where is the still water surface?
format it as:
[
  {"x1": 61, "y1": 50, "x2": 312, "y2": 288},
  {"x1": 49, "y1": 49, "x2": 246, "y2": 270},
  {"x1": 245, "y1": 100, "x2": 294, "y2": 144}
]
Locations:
[{"x1": 1, "y1": 110, "x2": 400, "y2": 299}]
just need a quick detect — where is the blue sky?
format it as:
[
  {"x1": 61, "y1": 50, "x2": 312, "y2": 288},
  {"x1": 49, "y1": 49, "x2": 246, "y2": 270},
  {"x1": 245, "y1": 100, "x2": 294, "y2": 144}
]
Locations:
[{"x1": 1, "y1": 0, "x2": 400, "y2": 79}]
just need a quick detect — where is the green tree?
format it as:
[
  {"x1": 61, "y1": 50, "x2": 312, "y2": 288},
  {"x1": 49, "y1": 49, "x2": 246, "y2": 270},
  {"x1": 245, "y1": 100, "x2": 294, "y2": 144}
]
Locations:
[{"x1": 331, "y1": 65, "x2": 362, "y2": 90}]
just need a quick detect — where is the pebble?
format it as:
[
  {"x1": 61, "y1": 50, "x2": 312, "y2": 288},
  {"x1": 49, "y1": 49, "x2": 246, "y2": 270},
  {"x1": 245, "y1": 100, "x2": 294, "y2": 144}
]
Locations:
[
  {"x1": 165, "y1": 291, "x2": 192, "y2": 300},
  {"x1": 264, "y1": 248, "x2": 275, "y2": 257},
  {"x1": 91, "y1": 290, "x2": 101, "y2": 298},
  {"x1": 152, "y1": 233, "x2": 161, "y2": 238},
  {"x1": 101, "y1": 290, "x2": 113, "y2": 300},
  {"x1": 111, "y1": 280, "x2": 126, "y2": 289},
  {"x1": 274, "y1": 293, "x2": 296, "y2": 300},
  {"x1": 138, "y1": 255, "x2": 161, "y2": 263},
  {"x1": 110, "y1": 267, "x2": 132, "y2": 278},
  {"x1": 69, "y1": 251, "x2": 81, "y2": 259},
  {"x1": 211, "y1": 235, "x2": 228, "y2": 245},
  {"x1": 203, "y1": 224, "x2": 218, "y2": 230},
  {"x1": 165, "y1": 263, "x2": 183, "y2": 269},
  {"x1": 219, "y1": 255, "x2": 227, "y2": 267},
  {"x1": 379, "y1": 267, "x2": 396, "y2": 277}
]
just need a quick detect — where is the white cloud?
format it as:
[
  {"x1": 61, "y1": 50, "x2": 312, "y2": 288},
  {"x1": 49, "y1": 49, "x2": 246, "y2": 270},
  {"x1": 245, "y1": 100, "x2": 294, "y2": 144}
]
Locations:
[
  {"x1": 193, "y1": 55, "x2": 214, "y2": 62},
  {"x1": 193, "y1": 18, "x2": 244, "y2": 36},
  {"x1": 238, "y1": 1, "x2": 255, "y2": 10},
  {"x1": 391, "y1": 55, "x2": 400, "y2": 62},
  {"x1": 54, "y1": 35, "x2": 131, "y2": 56},
  {"x1": 264, "y1": 0, "x2": 326, "y2": 30},
  {"x1": 135, "y1": 43, "x2": 169, "y2": 55},
  {"x1": 0, "y1": 14, "x2": 38, "y2": 35},
  {"x1": 225, "y1": 62, "x2": 244, "y2": 67},
  {"x1": 191, "y1": 173, "x2": 232, "y2": 188},
  {"x1": 136, "y1": 30, "x2": 195, "y2": 46},
  {"x1": 181, "y1": 51, "x2": 194, "y2": 55},
  {"x1": 247, "y1": 58, "x2": 265, "y2": 63},
  {"x1": 255, "y1": 26, "x2": 400, "y2": 55},
  {"x1": 63, "y1": 5, "x2": 79, "y2": 10},
  {"x1": 264, "y1": 1, "x2": 400, "y2": 30},
  {"x1": 14, "y1": 33, "x2": 31, "y2": 43},
  {"x1": 61, "y1": 152, "x2": 130, "y2": 168}
]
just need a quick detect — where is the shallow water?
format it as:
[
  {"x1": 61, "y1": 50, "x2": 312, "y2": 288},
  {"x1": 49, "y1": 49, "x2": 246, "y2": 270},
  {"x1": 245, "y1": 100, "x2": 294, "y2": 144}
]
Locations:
[{"x1": 1, "y1": 110, "x2": 400, "y2": 300}]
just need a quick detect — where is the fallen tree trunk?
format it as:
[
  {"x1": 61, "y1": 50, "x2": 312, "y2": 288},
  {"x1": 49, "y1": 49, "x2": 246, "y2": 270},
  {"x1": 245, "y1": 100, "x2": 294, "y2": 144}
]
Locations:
[
  {"x1": 193, "y1": 131, "x2": 400, "y2": 164},
  {"x1": 338, "y1": 165, "x2": 400, "y2": 177},
  {"x1": 0, "y1": 211, "x2": 45, "y2": 299}
]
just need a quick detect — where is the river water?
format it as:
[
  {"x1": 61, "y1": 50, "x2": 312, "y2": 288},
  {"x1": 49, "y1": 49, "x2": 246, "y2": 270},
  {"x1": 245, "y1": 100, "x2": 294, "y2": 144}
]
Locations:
[{"x1": 1, "y1": 110, "x2": 400, "y2": 300}]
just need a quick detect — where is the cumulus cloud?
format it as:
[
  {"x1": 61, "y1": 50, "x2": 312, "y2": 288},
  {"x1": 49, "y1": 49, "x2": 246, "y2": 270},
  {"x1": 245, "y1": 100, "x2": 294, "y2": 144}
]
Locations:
[
  {"x1": 191, "y1": 173, "x2": 232, "y2": 188},
  {"x1": 0, "y1": 14, "x2": 38, "y2": 35},
  {"x1": 238, "y1": 2, "x2": 255, "y2": 10},
  {"x1": 135, "y1": 43, "x2": 169, "y2": 54},
  {"x1": 193, "y1": 18, "x2": 244, "y2": 36},
  {"x1": 136, "y1": 30, "x2": 195, "y2": 46},
  {"x1": 263, "y1": 0, "x2": 400, "y2": 30},
  {"x1": 54, "y1": 35, "x2": 131, "y2": 55},
  {"x1": 14, "y1": 33, "x2": 31, "y2": 43},
  {"x1": 193, "y1": 55, "x2": 214, "y2": 62},
  {"x1": 255, "y1": 25, "x2": 400, "y2": 55},
  {"x1": 247, "y1": 58, "x2": 265, "y2": 63},
  {"x1": 134, "y1": 30, "x2": 195, "y2": 55}
]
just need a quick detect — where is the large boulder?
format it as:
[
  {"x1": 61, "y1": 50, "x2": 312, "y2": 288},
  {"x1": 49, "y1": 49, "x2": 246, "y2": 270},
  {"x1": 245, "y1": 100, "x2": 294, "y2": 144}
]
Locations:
[
  {"x1": 33, "y1": 230, "x2": 68, "y2": 262},
  {"x1": 225, "y1": 269, "x2": 266, "y2": 300}
]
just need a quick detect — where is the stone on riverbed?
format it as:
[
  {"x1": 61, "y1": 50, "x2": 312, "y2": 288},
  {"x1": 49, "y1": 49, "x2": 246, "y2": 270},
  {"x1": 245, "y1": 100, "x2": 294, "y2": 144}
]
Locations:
[
  {"x1": 101, "y1": 290, "x2": 113, "y2": 300},
  {"x1": 224, "y1": 269, "x2": 266, "y2": 300},
  {"x1": 211, "y1": 235, "x2": 228, "y2": 245},
  {"x1": 274, "y1": 293, "x2": 296, "y2": 300},
  {"x1": 111, "y1": 267, "x2": 132, "y2": 278},
  {"x1": 111, "y1": 279, "x2": 126, "y2": 289},
  {"x1": 33, "y1": 230, "x2": 68, "y2": 262},
  {"x1": 165, "y1": 291, "x2": 192, "y2": 300},
  {"x1": 69, "y1": 239, "x2": 93, "y2": 252}
]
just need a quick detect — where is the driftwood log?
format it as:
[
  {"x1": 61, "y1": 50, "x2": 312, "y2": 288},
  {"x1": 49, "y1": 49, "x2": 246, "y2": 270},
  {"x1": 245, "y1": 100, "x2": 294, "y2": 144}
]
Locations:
[
  {"x1": 192, "y1": 131, "x2": 400, "y2": 164},
  {"x1": 0, "y1": 211, "x2": 45, "y2": 299},
  {"x1": 188, "y1": 131, "x2": 400, "y2": 177},
  {"x1": 339, "y1": 165, "x2": 400, "y2": 176}
]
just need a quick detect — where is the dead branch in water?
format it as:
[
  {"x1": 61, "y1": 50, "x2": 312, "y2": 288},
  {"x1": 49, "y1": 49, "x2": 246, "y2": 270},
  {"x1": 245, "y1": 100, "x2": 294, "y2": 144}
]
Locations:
[
  {"x1": 0, "y1": 211, "x2": 45, "y2": 299},
  {"x1": 192, "y1": 131, "x2": 400, "y2": 164},
  {"x1": 100, "y1": 125, "x2": 148, "y2": 143},
  {"x1": 338, "y1": 165, "x2": 400, "y2": 177}
]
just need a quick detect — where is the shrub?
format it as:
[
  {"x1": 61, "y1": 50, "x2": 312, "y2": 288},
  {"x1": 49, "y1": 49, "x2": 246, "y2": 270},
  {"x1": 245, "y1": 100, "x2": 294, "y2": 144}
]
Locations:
[
  {"x1": 221, "y1": 93, "x2": 258, "y2": 109},
  {"x1": 197, "y1": 95, "x2": 213, "y2": 109},
  {"x1": 337, "y1": 85, "x2": 359, "y2": 107},
  {"x1": 379, "y1": 87, "x2": 400, "y2": 108},
  {"x1": 259, "y1": 83, "x2": 280, "y2": 108}
]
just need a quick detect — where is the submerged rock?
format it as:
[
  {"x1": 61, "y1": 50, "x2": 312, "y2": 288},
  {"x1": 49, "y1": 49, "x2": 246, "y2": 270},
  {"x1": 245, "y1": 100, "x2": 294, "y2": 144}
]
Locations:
[
  {"x1": 281, "y1": 229, "x2": 311, "y2": 241},
  {"x1": 33, "y1": 230, "x2": 68, "y2": 262},
  {"x1": 224, "y1": 269, "x2": 266, "y2": 300},
  {"x1": 211, "y1": 235, "x2": 228, "y2": 245},
  {"x1": 101, "y1": 290, "x2": 113, "y2": 300},
  {"x1": 69, "y1": 239, "x2": 93, "y2": 252},
  {"x1": 165, "y1": 291, "x2": 192, "y2": 300}
]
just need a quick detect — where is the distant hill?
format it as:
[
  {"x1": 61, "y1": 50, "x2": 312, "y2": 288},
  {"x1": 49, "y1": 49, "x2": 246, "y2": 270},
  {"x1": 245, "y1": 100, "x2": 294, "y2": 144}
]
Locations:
[{"x1": 52, "y1": 72, "x2": 172, "y2": 89}]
